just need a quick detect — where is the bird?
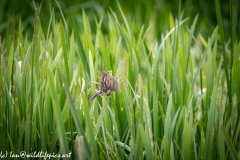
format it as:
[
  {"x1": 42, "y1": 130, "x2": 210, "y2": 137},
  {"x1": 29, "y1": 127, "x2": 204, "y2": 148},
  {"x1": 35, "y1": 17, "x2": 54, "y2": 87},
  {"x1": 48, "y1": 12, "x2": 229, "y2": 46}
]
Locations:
[{"x1": 88, "y1": 71, "x2": 119, "y2": 101}]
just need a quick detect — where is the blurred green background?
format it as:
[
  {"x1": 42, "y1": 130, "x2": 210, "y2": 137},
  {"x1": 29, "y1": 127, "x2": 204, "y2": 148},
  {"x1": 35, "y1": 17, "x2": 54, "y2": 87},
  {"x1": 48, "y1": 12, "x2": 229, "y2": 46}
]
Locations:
[
  {"x1": 0, "y1": 0, "x2": 238, "y2": 40},
  {"x1": 0, "y1": 0, "x2": 239, "y2": 159}
]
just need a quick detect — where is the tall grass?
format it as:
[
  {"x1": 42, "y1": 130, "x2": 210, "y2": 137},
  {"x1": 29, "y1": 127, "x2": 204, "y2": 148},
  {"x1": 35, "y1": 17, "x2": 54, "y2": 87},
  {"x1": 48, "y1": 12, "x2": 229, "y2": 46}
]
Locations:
[{"x1": 0, "y1": 1, "x2": 239, "y2": 160}]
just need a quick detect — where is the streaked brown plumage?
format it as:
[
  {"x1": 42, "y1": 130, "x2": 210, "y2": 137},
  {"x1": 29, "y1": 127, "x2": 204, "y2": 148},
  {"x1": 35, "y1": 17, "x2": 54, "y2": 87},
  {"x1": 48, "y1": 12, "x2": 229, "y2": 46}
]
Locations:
[{"x1": 88, "y1": 71, "x2": 119, "y2": 101}]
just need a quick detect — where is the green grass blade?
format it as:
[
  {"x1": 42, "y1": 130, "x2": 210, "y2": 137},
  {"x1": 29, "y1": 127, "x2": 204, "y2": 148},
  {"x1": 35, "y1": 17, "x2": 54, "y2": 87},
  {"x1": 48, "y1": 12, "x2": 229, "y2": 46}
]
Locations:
[
  {"x1": 47, "y1": 69, "x2": 69, "y2": 154},
  {"x1": 59, "y1": 20, "x2": 70, "y2": 82},
  {"x1": 62, "y1": 75, "x2": 92, "y2": 159},
  {"x1": 184, "y1": 14, "x2": 198, "y2": 73},
  {"x1": 214, "y1": 0, "x2": 231, "y2": 108},
  {"x1": 164, "y1": 93, "x2": 173, "y2": 138},
  {"x1": 24, "y1": 111, "x2": 31, "y2": 154},
  {"x1": 7, "y1": 42, "x2": 14, "y2": 84},
  {"x1": 221, "y1": 126, "x2": 240, "y2": 160},
  {"x1": 192, "y1": 26, "x2": 218, "y2": 90},
  {"x1": 140, "y1": 126, "x2": 154, "y2": 160},
  {"x1": 204, "y1": 79, "x2": 218, "y2": 159},
  {"x1": 163, "y1": 136, "x2": 170, "y2": 160},
  {"x1": 217, "y1": 126, "x2": 225, "y2": 160},
  {"x1": 182, "y1": 108, "x2": 191, "y2": 160}
]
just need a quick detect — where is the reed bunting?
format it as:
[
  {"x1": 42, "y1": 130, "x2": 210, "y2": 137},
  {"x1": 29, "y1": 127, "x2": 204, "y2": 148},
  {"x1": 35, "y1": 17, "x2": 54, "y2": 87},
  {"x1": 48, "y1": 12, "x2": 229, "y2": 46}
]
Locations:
[{"x1": 88, "y1": 71, "x2": 119, "y2": 101}]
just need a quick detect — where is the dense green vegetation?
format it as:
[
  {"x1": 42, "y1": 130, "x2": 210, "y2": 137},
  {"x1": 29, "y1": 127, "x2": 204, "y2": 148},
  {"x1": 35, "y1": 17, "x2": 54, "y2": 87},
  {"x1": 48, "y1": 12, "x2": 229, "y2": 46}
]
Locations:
[{"x1": 0, "y1": 0, "x2": 239, "y2": 159}]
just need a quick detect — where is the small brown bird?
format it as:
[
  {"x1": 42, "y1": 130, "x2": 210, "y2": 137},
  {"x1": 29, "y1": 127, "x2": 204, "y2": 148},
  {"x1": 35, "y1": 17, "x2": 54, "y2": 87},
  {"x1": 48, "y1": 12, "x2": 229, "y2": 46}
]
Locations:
[{"x1": 88, "y1": 71, "x2": 119, "y2": 101}]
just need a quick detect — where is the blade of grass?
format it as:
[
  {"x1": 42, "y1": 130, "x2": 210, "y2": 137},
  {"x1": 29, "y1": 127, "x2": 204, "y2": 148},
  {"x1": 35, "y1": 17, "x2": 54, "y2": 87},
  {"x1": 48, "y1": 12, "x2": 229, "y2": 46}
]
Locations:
[
  {"x1": 62, "y1": 75, "x2": 91, "y2": 159},
  {"x1": 24, "y1": 110, "x2": 31, "y2": 154},
  {"x1": 140, "y1": 126, "x2": 154, "y2": 160},
  {"x1": 221, "y1": 126, "x2": 239, "y2": 160},
  {"x1": 70, "y1": 13, "x2": 89, "y2": 74},
  {"x1": 47, "y1": 69, "x2": 69, "y2": 154},
  {"x1": 59, "y1": 20, "x2": 70, "y2": 82},
  {"x1": 204, "y1": 78, "x2": 218, "y2": 159},
  {"x1": 182, "y1": 108, "x2": 191, "y2": 160},
  {"x1": 192, "y1": 26, "x2": 218, "y2": 90},
  {"x1": 163, "y1": 136, "x2": 170, "y2": 160},
  {"x1": 183, "y1": 15, "x2": 198, "y2": 103},
  {"x1": 214, "y1": 0, "x2": 232, "y2": 109}
]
